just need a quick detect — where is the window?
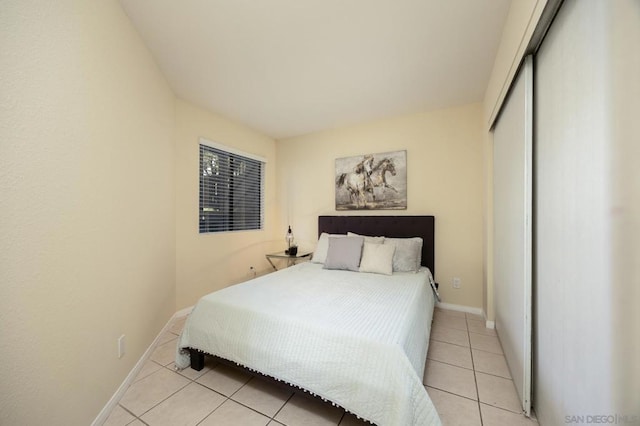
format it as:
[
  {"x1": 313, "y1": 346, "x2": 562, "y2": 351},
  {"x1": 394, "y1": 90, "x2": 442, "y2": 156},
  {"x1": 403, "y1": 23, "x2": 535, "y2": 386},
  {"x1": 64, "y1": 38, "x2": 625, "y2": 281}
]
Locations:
[{"x1": 199, "y1": 139, "x2": 265, "y2": 233}]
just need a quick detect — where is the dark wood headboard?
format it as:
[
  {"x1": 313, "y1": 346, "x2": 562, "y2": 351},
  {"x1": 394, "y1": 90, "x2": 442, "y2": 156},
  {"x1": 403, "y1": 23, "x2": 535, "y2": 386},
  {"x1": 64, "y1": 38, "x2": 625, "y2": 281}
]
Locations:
[{"x1": 318, "y1": 215, "x2": 435, "y2": 277}]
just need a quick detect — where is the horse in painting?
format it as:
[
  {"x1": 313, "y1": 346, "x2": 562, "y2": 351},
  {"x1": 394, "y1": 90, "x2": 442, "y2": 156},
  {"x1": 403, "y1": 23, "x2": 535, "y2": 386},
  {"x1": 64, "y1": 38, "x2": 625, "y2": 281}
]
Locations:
[{"x1": 336, "y1": 157, "x2": 398, "y2": 208}]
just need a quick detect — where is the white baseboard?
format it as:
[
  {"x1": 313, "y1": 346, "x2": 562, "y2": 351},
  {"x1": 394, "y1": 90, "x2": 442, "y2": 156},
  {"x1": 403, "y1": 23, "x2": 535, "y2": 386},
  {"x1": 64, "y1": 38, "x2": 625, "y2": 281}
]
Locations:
[
  {"x1": 435, "y1": 302, "x2": 484, "y2": 317},
  {"x1": 92, "y1": 306, "x2": 194, "y2": 426}
]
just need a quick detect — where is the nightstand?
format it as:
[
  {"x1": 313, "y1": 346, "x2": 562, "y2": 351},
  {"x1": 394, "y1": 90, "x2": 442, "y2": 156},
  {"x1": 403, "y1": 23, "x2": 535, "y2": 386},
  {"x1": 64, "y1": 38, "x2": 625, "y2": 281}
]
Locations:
[{"x1": 265, "y1": 251, "x2": 312, "y2": 271}]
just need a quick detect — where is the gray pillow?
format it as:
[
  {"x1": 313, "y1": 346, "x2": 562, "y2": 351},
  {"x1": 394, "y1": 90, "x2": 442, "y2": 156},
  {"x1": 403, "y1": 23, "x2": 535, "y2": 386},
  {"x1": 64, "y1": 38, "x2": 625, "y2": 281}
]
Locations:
[
  {"x1": 384, "y1": 237, "x2": 423, "y2": 272},
  {"x1": 323, "y1": 236, "x2": 364, "y2": 272}
]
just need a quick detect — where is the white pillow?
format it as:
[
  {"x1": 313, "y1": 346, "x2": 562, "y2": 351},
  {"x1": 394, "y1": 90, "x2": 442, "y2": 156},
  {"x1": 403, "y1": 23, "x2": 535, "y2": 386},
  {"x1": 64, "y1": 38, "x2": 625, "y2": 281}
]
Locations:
[
  {"x1": 384, "y1": 237, "x2": 423, "y2": 272},
  {"x1": 311, "y1": 233, "x2": 345, "y2": 264},
  {"x1": 359, "y1": 242, "x2": 395, "y2": 275},
  {"x1": 347, "y1": 232, "x2": 385, "y2": 244}
]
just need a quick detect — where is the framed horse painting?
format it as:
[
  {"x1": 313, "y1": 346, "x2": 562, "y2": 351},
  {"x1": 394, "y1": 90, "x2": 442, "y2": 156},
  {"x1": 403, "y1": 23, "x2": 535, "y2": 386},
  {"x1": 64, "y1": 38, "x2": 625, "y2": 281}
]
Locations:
[{"x1": 335, "y1": 150, "x2": 407, "y2": 210}]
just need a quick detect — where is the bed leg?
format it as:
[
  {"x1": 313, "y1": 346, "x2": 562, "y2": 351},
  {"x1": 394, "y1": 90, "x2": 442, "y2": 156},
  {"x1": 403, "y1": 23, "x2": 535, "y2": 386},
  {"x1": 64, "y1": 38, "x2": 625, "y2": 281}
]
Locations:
[{"x1": 189, "y1": 349, "x2": 205, "y2": 371}]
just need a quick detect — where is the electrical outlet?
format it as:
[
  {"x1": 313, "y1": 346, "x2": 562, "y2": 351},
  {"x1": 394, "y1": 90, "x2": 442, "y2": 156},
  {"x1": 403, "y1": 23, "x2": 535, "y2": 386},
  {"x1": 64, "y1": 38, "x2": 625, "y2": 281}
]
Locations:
[
  {"x1": 452, "y1": 277, "x2": 461, "y2": 289},
  {"x1": 249, "y1": 266, "x2": 256, "y2": 278},
  {"x1": 118, "y1": 335, "x2": 126, "y2": 359}
]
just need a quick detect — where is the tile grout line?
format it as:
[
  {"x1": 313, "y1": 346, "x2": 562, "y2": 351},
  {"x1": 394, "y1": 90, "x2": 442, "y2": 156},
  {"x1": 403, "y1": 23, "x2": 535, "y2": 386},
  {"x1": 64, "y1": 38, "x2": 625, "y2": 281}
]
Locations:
[
  {"x1": 271, "y1": 392, "x2": 296, "y2": 422},
  {"x1": 426, "y1": 353, "x2": 474, "y2": 372},
  {"x1": 479, "y1": 401, "x2": 535, "y2": 417},
  {"x1": 194, "y1": 396, "x2": 232, "y2": 426},
  {"x1": 227, "y1": 376, "x2": 284, "y2": 421},
  {"x1": 426, "y1": 349, "x2": 514, "y2": 382},
  {"x1": 425, "y1": 385, "x2": 480, "y2": 404},
  {"x1": 140, "y1": 355, "x2": 226, "y2": 425},
  {"x1": 116, "y1": 403, "x2": 139, "y2": 425},
  {"x1": 430, "y1": 333, "x2": 503, "y2": 353},
  {"x1": 192, "y1": 363, "x2": 232, "y2": 426},
  {"x1": 466, "y1": 315, "x2": 484, "y2": 426},
  {"x1": 129, "y1": 372, "x2": 192, "y2": 423},
  {"x1": 430, "y1": 338, "x2": 470, "y2": 348}
]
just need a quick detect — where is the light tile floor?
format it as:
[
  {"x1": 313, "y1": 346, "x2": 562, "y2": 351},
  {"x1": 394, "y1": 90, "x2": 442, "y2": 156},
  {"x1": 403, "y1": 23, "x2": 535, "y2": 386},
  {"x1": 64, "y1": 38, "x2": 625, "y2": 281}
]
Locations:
[{"x1": 103, "y1": 309, "x2": 538, "y2": 426}]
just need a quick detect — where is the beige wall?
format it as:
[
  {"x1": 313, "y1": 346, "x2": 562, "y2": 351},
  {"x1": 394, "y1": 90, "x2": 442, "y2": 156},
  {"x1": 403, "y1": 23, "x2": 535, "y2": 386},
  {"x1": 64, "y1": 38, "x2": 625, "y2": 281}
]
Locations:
[
  {"x1": 482, "y1": 0, "x2": 547, "y2": 320},
  {"x1": 0, "y1": 1, "x2": 176, "y2": 425},
  {"x1": 276, "y1": 104, "x2": 485, "y2": 308},
  {"x1": 175, "y1": 100, "x2": 277, "y2": 309}
]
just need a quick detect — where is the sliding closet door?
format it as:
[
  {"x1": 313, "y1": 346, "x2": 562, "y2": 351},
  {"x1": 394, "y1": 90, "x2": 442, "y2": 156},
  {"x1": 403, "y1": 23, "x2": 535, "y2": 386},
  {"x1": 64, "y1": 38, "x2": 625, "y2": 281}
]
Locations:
[
  {"x1": 492, "y1": 56, "x2": 532, "y2": 416},
  {"x1": 533, "y1": 0, "x2": 640, "y2": 422}
]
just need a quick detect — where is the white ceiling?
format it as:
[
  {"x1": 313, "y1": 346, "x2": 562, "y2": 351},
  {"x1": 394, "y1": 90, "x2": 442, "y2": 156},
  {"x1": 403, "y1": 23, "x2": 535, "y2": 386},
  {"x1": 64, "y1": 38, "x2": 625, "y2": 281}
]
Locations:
[{"x1": 120, "y1": 0, "x2": 511, "y2": 139}]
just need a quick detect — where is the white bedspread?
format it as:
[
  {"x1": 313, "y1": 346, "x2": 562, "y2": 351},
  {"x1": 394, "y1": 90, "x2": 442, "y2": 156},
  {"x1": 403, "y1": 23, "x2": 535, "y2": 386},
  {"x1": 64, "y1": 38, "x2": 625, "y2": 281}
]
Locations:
[{"x1": 176, "y1": 262, "x2": 441, "y2": 426}]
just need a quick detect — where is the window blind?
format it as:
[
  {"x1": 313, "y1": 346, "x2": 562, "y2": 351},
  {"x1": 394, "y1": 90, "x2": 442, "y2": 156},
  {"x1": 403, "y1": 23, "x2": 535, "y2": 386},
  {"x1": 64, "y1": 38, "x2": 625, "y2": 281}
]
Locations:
[{"x1": 199, "y1": 143, "x2": 264, "y2": 233}]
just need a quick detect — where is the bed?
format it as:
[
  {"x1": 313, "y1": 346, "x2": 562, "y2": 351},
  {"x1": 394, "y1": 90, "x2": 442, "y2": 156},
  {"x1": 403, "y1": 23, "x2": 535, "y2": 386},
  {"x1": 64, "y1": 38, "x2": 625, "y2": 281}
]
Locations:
[{"x1": 176, "y1": 215, "x2": 441, "y2": 425}]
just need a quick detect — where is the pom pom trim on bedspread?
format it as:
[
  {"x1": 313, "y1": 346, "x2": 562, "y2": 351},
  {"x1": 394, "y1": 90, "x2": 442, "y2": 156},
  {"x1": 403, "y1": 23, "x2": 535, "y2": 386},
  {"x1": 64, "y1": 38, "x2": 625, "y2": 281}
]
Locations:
[{"x1": 177, "y1": 347, "x2": 376, "y2": 425}]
